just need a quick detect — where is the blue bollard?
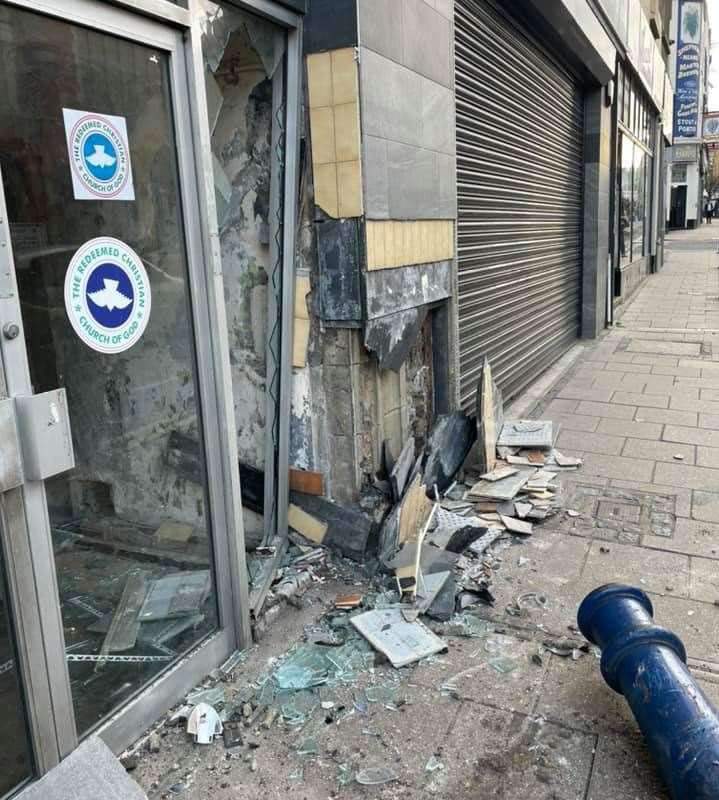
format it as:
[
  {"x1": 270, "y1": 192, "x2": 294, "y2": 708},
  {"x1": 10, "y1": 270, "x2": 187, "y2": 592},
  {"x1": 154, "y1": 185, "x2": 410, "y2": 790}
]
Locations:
[{"x1": 578, "y1": 583, "x2": 719, "y2": 800}]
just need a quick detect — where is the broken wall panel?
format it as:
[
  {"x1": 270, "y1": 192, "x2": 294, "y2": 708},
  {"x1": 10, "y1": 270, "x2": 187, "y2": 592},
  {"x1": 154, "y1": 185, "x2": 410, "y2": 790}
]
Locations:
[{"x1": 317, "y1": 217, "x2": 363, "y2": 325}]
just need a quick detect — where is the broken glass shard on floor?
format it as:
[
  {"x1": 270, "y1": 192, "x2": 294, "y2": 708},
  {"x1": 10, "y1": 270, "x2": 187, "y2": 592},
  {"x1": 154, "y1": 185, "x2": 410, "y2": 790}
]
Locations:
[
  {"x1": 273, "y1": 646, "x2": 332, "y2": 690},
  {"x1": 139, "y1": 571, "x2": 212, "y2": 622}
]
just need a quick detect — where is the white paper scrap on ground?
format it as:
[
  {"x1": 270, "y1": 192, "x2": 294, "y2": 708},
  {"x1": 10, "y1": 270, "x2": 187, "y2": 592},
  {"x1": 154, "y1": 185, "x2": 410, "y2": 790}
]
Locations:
[
  {"x1": 187, "y1": 703, "x2": 223, "y2": 744},
  {"x1": 350, "y1": 607, "x2": 446, "y2": 667}
]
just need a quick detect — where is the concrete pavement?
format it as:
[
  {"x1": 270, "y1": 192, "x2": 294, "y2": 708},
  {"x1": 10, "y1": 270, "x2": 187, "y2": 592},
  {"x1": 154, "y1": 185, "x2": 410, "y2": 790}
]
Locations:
[{"x1": 131, "y1": 225, "x2": 719, "y2": 800}]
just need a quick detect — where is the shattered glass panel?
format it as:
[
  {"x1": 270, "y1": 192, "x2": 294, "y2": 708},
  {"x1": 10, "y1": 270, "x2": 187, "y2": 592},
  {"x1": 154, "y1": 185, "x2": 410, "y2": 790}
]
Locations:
[
  {"x1": 0, "y1": 5, "x2": 219, "y2": 732},
  {"x1": 198, "y1": 1, "x2": 287, "y2": 546}
]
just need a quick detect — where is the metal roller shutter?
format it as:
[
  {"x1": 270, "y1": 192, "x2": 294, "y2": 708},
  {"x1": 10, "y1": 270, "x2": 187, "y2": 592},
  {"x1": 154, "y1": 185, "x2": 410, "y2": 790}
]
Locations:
[{"x1": 455, "y1": 0, "x2": 584, "y2": 408}]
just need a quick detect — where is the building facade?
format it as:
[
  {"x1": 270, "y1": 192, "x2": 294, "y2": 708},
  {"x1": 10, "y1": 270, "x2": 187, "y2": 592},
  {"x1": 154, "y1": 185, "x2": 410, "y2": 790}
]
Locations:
[
  {"x1": 666, "y1": 0, "x2": 711, "y2": 229},
  {"x1": 0, "y1": 0, "x2": 674, "y2": 797}
]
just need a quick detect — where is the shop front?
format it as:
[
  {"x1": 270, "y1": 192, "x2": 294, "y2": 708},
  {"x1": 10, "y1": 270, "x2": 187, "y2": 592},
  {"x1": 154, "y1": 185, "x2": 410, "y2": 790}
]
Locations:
[{"x1": 0, "y1": 0, "x2": 302, "y2": 796}]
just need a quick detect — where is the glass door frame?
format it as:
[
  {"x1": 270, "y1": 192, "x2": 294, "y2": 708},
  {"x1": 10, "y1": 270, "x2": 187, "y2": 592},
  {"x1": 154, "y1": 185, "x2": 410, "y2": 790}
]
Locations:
[{"x1": 0, "y1": 0, "x2": 302, "y2": 771}]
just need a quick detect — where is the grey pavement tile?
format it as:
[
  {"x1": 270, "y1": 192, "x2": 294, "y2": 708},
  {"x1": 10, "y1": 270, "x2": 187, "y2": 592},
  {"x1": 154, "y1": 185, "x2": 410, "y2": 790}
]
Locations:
[
  {"x1": 580, "y1": 453, "x2": 655, "y2": 482},
  {"x1": 612, "y1": 391, "x2": 669, "y2": 408},
  {"x1": 447, "y1": 704, "x2": 596, "y2": 800},
  {"x1": 680, "y1": 358, "x2": 719, "y2": 372},
  {"x1": 631, "y1": 354, "x2": 680, "y2": 366},
  {"x1": 543, "y1": 398, "x2": 580, "y2": 414},
  {"x1": 678, "y1": 375, "x2": 719, "y2": 388},
  {"x1": 595, "y1": 372, "x2": 635, "y2": 389},
  {"x1": 575, "y1": 401, "x2": 637, "y2": 420},
  {"x1": 534, "y1": 656, "x2": 637, "y2": 736},
  {"x1": 622, "y1": 438, "x2": 695, "y2": 464},
  {"x1": 582, "y1": 541, "x2": 689, "y2": 599},
  {"x1": 670, "y1": 395, "x2": 719, "y2": 415},
  {"x1": 692, "y1": 490, "x2": 719, "y2": 523},
  {"x1": 635, "y1": 407, "x2": 698, "y2": 426},
  {"x1": 699, "y1": 413, "x2": 719, "y2": 429},
  {"x1": 648, "y1": 592, "x2": 719, "y2": 663},
  {"x1": 663, "y1": 424, "x2": 719, "y2": 448},
  {"x1": 586, "y1": 733, "x2": 668, "y2": 800},
  {"x1": 642, "y1": 517, "x2": 719, "y2": 559},
  {"x1": 697, "y1": 445, "x2": 719, "y2": 468},
  {"x1": 655, "y1": 461, "x2": 719, "y2": 491},
  {"x1": 412, "y1": 632, "x2": 549, "y2": 713},
  {"x1": 557, "y1": 386, "x2": 614, "y2": 402},
  {"x1": 701, "y1": 388, "x2": 719, "y2": 401},
  {"x1": 602, "y1": 363, "x2": 653, "y2": 373},
  {"x1": 557, "y1": 430, "x2": 625, "y2": 456},
  {"x1": 609, "y1": 479, "x2": 691, "y2": 517},
  {"x1": 597, "y1": 419, "x2": 663, "y2": 440},
  {"x1": 652, "y1": 364, "x2": 702, "y2": 377},
  {"x1": 552, "y1": 413, "x2": 601, "y2": 432},
  {"x1": 690, "y1": 556, "x2": 719, "y2": 603}
]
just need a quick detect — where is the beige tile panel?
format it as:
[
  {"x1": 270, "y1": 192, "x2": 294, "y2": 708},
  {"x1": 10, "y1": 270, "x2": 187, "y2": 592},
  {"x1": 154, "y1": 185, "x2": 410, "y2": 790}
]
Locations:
[
  {"x1": 307, "y1": 48, "x2": 362, "y2": 218},
  {"x1": 366, "y1": 220, "x2": 454, "y2": 270}
]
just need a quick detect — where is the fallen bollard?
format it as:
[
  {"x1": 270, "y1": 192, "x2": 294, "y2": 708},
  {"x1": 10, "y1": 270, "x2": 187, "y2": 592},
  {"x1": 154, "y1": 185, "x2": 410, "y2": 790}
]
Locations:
[{"x1": 578, "y1": 583, "x2": 719, "y2": 800}]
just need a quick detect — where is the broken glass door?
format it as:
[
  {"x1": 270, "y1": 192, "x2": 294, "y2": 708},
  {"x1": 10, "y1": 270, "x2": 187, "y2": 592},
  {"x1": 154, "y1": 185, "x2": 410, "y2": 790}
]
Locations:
[{"x1": 0, "y1": 4, "x2": 218, "y2": 734}]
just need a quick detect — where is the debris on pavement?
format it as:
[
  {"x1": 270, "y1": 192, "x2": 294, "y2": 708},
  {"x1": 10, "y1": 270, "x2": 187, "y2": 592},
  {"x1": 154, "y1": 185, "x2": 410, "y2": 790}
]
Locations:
[
  {"x1": 350, "y1": 607, "x2": 447, "y2": 667},
  {"x1": 187, "y1": 703, "x2": 223, "y2": 744}
]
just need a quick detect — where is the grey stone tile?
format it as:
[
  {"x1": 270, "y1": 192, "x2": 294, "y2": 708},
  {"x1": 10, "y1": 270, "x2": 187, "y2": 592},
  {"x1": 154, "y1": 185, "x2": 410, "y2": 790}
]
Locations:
[
  {"x1": 631, "y1": 354, "x2": 679, "y2": 366},
  {"x1": 358, "y1": 0, "x2": 403, "y2": 62},
  {"x1": 697, "y1": 445, "x2": 719, "y2": 468},
  {"x1": 635, "y1": 407, "x2": 698, "y2": 426},
  {"x1": 582, "y1": 540, "x2": 690, "y2": 598},
  {"x1": 655, "y1": 461, "x2": 719, "y2": 491},
  {"x1": 544, "y1": 398, "x2": 580, "y2": 414},
  {"x1": 677, "y1": 375, "x2": 719, "y2": 388},
  {"x1": 386, "y1": 141, "x2": 436, "y2": 218},
  {"x1": 652, "y1": 364, "x2": 702, "y2": 377},
  {"x1": 672, "y1": 395, "x2": 719, "y2": 416},
  {"x1": 586, "y1": 732, "x2": 668, "y2": 800},
  {"x1": 359, "y1": 48, "x2": 422, "y2": 146},
  {"x1": 362, "y1": 135, "x2": 389, "y2": 218},
  {"x1": 552, "y1": 413, "x2": 601, "y2": 432},
  {"x1": 581, "y1": 453, "x2": 655, "y2": 482},
  {"x1": 643, "y1": 518, "x2": 719, "y2": 559},
  {"x1": 575, "y1": 400, "x2": 637, "y2": 420},
  {"x1": 663, "y1": 424, "x2": 719, "y2": 448},
  {"x1": 622, "y1": 438, "x2": 695, "y2": 464},
  {"x1": 401, "y1": 0, "x2": 452, "y2": 87},
  {"x1": 690, "y1": 556, "x2": 719, "y2": 603},
  {"x1": 612, "y1": 391, "x2": 669, "y2": 409},
  {"x1": 557, "y1": 386, "x2": 615, "y2": 402},
  {"x1": 420, "y1": 77, "x2": 454, "y2": 154},
  {"x1": 447, "y1": 704, "x2": 596, "y2": 800},
  {"x1": 699, "y1": 413, "x2": 719, "y2": 429},
  {"x1": 535, "y1": 656, "x2": 637, "y2": 736},
  {"x1": 435, "y1": 151, "x2": 457, "y2": 218},
  {"x1": 557, "y1": 430, "x2": 625, "y2": 456},
  {"x1": 597, "y1": 418, "x2": 663, "y2": 440},
  {"x1": 626, "y1": 340, "x2": 700, "y2": 357},
  {"x1": 692, "y1": 490, "x2": 719, "y2": 523}
]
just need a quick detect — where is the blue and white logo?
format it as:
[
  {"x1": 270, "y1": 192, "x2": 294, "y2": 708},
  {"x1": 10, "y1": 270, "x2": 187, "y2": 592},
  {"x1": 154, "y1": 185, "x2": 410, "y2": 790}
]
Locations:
[
  {"x1": 63, "y1": 109, "x2": 135, "y2": 201},
  {"x1": 65, "y1": 238, "x2": 151, "y2": 354},
  {"x1": 82, "y1": 133, "x2": 118, "y2": 183}
]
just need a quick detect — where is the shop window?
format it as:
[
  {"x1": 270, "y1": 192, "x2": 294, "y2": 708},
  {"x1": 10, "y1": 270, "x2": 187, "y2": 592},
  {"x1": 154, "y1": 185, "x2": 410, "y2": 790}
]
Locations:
[
  {"x1": 619, "y1": 134, "x2": 633, "y2": 266},
  {"x1": 672, "y1": 163, "x2": 688, "y2": 183}
]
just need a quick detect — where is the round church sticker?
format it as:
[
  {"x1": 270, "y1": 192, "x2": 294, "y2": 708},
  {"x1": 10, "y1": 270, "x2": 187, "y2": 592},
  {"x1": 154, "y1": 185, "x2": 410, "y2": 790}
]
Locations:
[{"x1": 64, "y1": 237, "x2": 151, "y2": 354}]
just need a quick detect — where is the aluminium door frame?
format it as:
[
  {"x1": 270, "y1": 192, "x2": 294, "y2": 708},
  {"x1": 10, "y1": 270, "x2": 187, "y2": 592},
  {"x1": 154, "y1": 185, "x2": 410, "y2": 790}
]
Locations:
[{"x1": 0, "y1": 0, "x2": 301, "y2": 766}]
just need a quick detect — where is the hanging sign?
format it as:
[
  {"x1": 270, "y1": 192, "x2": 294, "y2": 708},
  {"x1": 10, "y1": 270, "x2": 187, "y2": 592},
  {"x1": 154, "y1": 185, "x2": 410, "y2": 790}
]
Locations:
[
  {"x1": 62, "y1": 109, "x2": 135, "y2": 200},
  {"x1": 673, "y1": 1, "x2": 702, "y2": 140},
  {"x1": 64, "y1": 237, "x2": 151, "y2": 354}
]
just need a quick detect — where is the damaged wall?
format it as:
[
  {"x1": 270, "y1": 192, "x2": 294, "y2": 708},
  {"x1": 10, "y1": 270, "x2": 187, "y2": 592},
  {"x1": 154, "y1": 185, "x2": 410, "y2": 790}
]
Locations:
[{"x1": 290, "y1": 0, "x2": 458, "y2": 504}]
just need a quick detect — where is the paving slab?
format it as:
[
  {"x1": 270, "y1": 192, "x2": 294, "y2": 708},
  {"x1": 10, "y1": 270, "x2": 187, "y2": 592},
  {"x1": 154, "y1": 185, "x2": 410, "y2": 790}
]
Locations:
[
  {"x1": 655, "y1": 461, "x2": 719, "y2": 491},
  {"x1": 550, "y1": 412, "x2": 601, "y2": 432},
  {"x1": 580, "y1": 452, "x2": 655, "y2": 483},
  {"x1": 597, "y1": 418, "x2": 663, "y2": 440},
  {"x1": 696, "y1": 445, "x2": 719, "y2": 468},
  {"x1": 663, "y1": 424, "x2": 719, "y2": 447},
  {"x1": 622, "y1": 437, "x2": 695, "y2": 464},
  {"x1": 611, "y1": 391, "x2": 669, "y2": 408},
  {"x1": 586, "y1": 732, "x2": 668, "y2": 800},
  {"x1": 642, "y1": 517, "x2": 719, "y2": 559},
  {"x1": 582, "y1": 540, "x2": 689, "y2": 599},
  {"x1": 690, "y1": 557, "x2": 719, "y2": 603},
  {"x1": 692, "y1": 490, "x2": 719, "y2": 523},
  {"x1": 557, "y1": 430, "x2": 625, "y2": 456},
  {"x1": 648, "y1": 592, "x2": 719, "y2": 664},
  {"x1": 575, "y1": 400, "x2": 637, "y2": 420},
  {"x1": 635, "y1": 406, "x2": 698, "y2": 426}
]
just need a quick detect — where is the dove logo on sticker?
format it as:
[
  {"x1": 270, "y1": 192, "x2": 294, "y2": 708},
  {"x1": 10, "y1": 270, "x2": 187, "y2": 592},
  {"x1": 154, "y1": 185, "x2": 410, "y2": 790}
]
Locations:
[
  {"x1": 64, "y1": 237, "x2": 151, "y2": 353},
  {"x1": 62, "y1": 109, "x2": 135, "y2": 201}
]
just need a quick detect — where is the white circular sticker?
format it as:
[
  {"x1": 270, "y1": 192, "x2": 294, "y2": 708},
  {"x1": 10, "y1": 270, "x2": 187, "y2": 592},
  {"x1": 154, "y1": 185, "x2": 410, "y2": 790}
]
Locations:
[
  {"x1": 68, "y1": 113, "x2": 131, "y2": 199},
  {"x1": 64, "y1": 237, "x2": 151, "y2": 354}
]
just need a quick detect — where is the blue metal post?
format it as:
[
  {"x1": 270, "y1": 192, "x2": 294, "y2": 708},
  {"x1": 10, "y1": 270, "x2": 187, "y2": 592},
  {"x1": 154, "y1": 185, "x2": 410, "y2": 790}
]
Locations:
[{"x1": 578, "y1": 583, "x2": 719, "y2": 800}]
